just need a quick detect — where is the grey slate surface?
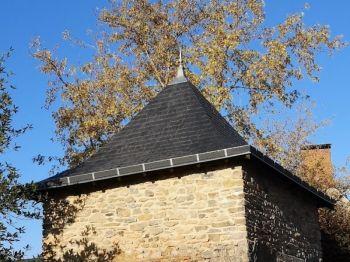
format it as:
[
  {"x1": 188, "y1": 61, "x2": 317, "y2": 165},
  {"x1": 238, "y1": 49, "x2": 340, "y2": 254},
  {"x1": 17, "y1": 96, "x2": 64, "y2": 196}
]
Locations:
[{"x1": 49, "y1": 81, "x2": 247, "y2": 180}]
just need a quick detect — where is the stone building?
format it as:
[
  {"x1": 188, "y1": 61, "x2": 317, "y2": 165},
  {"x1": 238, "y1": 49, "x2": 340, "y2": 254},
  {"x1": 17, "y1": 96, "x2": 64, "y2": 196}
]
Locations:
[{"x1": 39, "y1": 66, "x2": 334, "y2": 261}]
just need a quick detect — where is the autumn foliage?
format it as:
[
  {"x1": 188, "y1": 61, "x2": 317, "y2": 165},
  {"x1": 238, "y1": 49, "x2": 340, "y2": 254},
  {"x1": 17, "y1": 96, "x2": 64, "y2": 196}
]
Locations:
[{"x1": 32, "y1": 0, "x2": 343, "y2": 169}]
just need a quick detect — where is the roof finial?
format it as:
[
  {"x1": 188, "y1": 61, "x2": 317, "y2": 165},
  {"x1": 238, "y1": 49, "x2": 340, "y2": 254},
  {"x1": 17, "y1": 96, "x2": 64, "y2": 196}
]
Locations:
[{"x1": 170, "y1": 46, "x2": 188, "y2": 85}]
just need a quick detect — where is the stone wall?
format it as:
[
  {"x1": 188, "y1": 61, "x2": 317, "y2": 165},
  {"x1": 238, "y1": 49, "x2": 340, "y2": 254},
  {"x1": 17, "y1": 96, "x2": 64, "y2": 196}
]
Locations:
[
  {"x1": 43, "y1": 165, "x2": 249, "y2": 261},
  {"x1": 243, "y1": 161, "x2": 323, "y2": 262}
]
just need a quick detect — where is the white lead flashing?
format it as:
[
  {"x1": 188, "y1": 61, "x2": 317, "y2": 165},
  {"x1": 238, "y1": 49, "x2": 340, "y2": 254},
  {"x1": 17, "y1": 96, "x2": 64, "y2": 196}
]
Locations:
[{"x1": 41, "y1": 145, "x2": 250, "y2": 189}]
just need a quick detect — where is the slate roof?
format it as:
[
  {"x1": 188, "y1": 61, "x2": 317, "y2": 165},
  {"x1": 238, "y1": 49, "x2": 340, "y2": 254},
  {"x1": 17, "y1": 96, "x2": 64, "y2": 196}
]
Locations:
[{"x1": 45, "y1": 80, "x2": 247, "y2": 180}]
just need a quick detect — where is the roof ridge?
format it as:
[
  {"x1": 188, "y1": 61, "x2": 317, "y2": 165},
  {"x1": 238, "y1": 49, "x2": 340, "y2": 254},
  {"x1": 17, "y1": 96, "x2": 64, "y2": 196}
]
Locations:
[{"x1": 186, "y1": 83, "x2": 247, "y2": 145}]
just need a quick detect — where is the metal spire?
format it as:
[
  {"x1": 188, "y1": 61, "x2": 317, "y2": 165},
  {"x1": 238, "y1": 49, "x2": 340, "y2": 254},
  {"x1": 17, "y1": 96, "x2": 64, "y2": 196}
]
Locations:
[{"x1": 170, "y1": 47, "x2": 188, "y2": 85}]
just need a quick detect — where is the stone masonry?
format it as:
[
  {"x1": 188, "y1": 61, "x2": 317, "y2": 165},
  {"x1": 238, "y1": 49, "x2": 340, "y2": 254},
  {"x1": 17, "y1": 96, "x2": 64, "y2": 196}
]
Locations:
[
  {"x1": 244, "y1": 162, "x2": 323, "y2": 262},
  {"x1": 43, "y1": 165, "x2": 249, "y2": 261}
]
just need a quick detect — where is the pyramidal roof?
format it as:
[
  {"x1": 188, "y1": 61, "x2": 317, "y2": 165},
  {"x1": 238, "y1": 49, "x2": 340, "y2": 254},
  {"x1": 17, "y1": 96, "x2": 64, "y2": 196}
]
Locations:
[{"x1": 51, "y1": 79, "x2": 247, "y2": 180}]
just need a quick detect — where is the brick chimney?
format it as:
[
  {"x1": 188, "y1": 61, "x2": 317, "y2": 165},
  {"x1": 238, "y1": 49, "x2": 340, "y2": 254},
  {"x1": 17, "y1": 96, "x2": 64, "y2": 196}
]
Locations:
[{"x1": 301, "y1": 144, "x2": 334, "y2": 188}]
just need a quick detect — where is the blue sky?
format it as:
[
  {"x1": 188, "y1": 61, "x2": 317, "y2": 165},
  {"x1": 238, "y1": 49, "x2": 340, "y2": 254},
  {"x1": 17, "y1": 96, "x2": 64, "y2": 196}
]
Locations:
[{"x1": 1, "y1": 0, "x2": 349, "y2": 258}]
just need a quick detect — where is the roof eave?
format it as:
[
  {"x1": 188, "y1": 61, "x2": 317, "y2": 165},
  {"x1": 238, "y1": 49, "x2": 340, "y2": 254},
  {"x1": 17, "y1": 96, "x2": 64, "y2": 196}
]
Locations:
[{"x1": 38, "y1": 145, "x2": 335, "y2": 208}]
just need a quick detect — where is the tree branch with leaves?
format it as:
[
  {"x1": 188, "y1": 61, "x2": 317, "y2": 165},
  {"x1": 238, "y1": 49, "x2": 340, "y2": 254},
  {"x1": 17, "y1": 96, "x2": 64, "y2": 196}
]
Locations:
[
  {"x1": 32, "y1": 0, "x2": 344, "y2": 170},
  {"x1": 0, "y1": 50, "x2": 41, "y2": 261}
]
